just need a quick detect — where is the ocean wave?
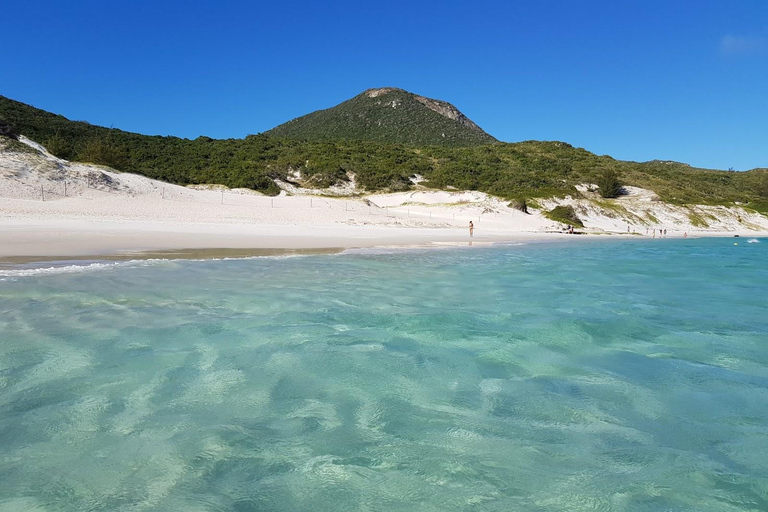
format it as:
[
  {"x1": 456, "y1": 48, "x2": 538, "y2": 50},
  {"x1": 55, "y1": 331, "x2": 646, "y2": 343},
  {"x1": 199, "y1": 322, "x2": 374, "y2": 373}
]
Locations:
[
  {"x1": 0, "y1": 253, "x2": 316, "y2": 280},
  {"x1": 0, "y1": 259, "x2": 169, "y2": 279}
]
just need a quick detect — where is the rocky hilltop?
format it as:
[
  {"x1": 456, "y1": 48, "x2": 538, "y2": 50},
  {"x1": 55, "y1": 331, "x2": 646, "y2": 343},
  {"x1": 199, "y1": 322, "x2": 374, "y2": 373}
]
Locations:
[{"x1": 266, "y1": 87, "x2": 496, "y2": 146}]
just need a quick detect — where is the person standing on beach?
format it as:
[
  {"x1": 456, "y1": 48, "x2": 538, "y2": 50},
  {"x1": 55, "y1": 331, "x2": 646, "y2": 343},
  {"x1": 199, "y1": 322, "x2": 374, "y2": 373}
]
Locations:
[{"x1": 469, "y1": 221, "x2": 474, "y2": 237}]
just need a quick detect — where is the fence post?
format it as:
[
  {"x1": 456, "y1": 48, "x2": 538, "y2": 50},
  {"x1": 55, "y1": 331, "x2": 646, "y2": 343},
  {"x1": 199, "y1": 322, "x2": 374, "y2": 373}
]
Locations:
[
  {"x1": 221, "y1": 190, "x2": 224, "y2": 204},
  {"x1": 64, "y1": 181, "x2": 67, "y2": 197},
  {"x1": 271, "y1": 198, "x2": 274, "y2": 208},
  {"x1": 41, "y1": 185, "x2": 44, "y2": 201}
]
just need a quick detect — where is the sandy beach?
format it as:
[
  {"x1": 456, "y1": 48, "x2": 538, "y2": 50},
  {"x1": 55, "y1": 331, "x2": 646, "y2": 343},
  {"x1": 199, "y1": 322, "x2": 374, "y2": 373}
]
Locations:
[
  {"x1": 1, "y1": 137, "x2": 767, "y2": 262},
  {"x1": 0, "y1": 193, "x2": 566, "y2": 260}
]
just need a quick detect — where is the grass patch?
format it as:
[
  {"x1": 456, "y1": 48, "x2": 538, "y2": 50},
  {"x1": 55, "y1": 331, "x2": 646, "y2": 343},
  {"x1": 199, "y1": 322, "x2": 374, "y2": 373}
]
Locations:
[
  {"x1": 593, "y1": 199, "x2": 646, "y2": 224},
  {"x1": 644, "y1": 210, "x2": 660, "y2": 224},
  {"x1": 0, "y1": 136, "x2": 38, "y2": 155},
  {"x1": 544, "y1": 205, "x2": 583, "y2": 227},
  {"x1": 687, "y1": 209, "x2": 710, "y2": 228},
  {"x1": 525, "y1": 198, "x2": 542, "y2": 210}
]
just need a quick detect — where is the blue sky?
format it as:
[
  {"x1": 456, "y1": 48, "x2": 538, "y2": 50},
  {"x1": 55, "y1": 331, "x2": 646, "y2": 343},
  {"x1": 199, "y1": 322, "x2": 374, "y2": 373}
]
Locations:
[{"x1": 3, "y1": 0, "x2": 767, "y2": 170}]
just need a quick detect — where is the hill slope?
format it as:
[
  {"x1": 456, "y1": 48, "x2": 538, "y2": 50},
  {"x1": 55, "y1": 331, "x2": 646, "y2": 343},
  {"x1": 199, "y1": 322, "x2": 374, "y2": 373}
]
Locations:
[
  {"x1": 1, "y1": 94, "x2": 767, "y2": 211},
  {"x1": 266, "y1": 87, "x2": 496, "y2": 146}
]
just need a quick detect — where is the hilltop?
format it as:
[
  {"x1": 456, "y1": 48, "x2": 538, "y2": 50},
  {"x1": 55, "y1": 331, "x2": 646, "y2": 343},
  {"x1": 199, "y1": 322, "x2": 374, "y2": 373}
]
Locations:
[{"x1": 266, "y1": 87, "x2": 496, "y2": 146}]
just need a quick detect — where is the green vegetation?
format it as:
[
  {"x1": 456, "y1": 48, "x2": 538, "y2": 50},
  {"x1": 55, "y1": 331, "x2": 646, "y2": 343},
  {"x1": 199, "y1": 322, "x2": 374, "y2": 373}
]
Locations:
[
  {"x1": 508, "y1": 198, "x2": 529, "y2": 214},
  {"x1": 0, "y1": 134, "x2": 38, "y2": 154},
  {"x1": 596, "y1": 169, "x2": 622, "y2": 198},
  {"x1": 267, "y1": 88, "x2": 496, "y2": 147},
  {"x1": 0, "y1": 119, "x2": 19, "y2": 140},
  {"x1": 686, "y1": 209, "x2": 711, "y2": 228},
  {"x1": 593, "y1": 199, "x2": 646, "y2": 224},
  {"x1": 545, "y1": 205, "x2": 583, "y2": 227},
  {"x1": 77, "y1": 136, "x2": 129, "y2": 169},
  {"x1": 645, "y1": 210, "x2": 660, "y2": 224},
  {"x1": 1, "y1": 94, "x2": 767, "y2": 209}
]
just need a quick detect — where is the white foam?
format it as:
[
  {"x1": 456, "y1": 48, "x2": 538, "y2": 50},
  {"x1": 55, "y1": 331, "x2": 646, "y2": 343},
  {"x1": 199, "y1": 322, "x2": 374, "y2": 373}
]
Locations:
[
  {"x1": 0, "y1": 259, "x2": 168, "y2": 278},
  {"x1": 0, "y1": 252, "x2": 320, "y2": 280}
]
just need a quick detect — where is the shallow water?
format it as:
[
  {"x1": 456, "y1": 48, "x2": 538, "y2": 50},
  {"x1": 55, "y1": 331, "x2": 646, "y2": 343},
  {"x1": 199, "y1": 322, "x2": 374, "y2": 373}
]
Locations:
[{"x1": 1, "y1": 239, "x2": 766, "y2": 511}]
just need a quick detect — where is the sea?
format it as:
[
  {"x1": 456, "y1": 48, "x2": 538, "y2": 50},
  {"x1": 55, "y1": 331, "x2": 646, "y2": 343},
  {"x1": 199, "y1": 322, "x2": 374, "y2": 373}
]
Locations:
[{"x1": 0, "y1": 238, "x2": 766, "y2": 511}]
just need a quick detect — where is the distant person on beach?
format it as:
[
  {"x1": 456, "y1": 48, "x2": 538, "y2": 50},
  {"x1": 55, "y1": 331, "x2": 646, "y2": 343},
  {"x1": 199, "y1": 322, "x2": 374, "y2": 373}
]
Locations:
[
  {"x1": 684, "y1": 232, "x2": 688, "y2": 238},
  {"x1": 663, "y1": 229, "x2": 667, "y2": 237},
  {"x1": 469, "y1": 221, "x2": 474, "y2": 237}
]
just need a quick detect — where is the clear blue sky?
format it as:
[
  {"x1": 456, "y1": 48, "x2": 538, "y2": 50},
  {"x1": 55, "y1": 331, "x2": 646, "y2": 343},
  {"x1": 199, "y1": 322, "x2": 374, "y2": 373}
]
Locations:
[{"x1": 3, "y1": 0, "x2": 766, "y2": 170}]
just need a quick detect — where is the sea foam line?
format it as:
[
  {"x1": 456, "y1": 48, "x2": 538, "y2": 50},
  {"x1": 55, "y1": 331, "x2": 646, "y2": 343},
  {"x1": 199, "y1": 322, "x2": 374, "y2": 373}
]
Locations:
[
  {"x1": 0, "y1": 259, "x2": 169, "y2": 279},
  {"x1": 0, "y1": 253, "x2": 315, "y2": 279}
]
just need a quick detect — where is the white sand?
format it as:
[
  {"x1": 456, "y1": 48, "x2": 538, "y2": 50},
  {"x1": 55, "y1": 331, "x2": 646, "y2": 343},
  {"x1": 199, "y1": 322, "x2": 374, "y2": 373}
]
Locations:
[{"x1": 1, "y1": 136, "x2": 766, "y2": 259}]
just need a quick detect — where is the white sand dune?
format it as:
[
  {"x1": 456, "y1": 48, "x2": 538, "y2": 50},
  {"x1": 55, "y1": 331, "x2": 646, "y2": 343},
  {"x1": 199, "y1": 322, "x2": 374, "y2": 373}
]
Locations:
[{"x1": 1, "y1": 136, "x2": 766, "y2": 258}]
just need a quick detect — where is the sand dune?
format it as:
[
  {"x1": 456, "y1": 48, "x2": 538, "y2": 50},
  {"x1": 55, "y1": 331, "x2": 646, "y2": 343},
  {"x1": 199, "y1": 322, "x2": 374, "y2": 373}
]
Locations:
[{"x1": 1, "y1": 136, "x2": 766, "y2": 259}]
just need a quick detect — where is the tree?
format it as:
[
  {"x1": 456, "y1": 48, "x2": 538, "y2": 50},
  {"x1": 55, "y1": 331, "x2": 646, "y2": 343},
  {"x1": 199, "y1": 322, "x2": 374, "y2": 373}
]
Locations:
[
  {"x1": 44, "y1": 131, "x2": 72, "y2": 159},
  {"x1": 597, "y1": 170, "x2": 623, "y2": 198}
]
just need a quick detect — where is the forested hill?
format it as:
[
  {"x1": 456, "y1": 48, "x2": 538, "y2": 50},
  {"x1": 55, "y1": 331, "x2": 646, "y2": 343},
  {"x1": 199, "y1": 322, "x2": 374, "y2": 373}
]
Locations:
[
  {"x1": 266, "y1": 88, "x2": 496, "y2": 146},
  {"x1": 1, "y1": 94, "x2": 766, "y2": 210}
]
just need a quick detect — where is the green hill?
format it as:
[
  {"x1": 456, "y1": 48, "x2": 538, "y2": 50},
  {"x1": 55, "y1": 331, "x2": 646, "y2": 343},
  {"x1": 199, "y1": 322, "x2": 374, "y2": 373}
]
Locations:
[
  {"x1": 1, "y1": 94, "x2": 766, "y2": 210},
  {"x1": 266, "y1": 87, "x2": 496, "y2": 146}
]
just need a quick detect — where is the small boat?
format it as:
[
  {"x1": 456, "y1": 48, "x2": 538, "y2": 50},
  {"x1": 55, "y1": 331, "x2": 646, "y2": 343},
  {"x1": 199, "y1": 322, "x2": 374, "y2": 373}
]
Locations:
[{"x1": 748, "y1": 239, "x2": 760, "y2": 244}]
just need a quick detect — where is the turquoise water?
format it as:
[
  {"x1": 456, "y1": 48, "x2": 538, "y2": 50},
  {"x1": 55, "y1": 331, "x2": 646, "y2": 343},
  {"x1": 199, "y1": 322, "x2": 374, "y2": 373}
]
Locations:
[{"x1": 1, "y1": 238, "x2": 766, "y2": 511}]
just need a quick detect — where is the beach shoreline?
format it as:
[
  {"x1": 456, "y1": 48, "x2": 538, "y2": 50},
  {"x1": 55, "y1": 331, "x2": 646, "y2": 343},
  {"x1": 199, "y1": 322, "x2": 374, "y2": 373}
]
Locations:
[
  {"x1": 1, "y1": 208, "x2": 764, "y2": 263},
  {"x1": 0, "y1": 215, "x2": 585, "y2": 262},
  {"x1": 2, "y1": 216, "x2": 761, "y2": 267},
  {"x1": 2, "y1": 146, "x2": 766, "y2": 262}
]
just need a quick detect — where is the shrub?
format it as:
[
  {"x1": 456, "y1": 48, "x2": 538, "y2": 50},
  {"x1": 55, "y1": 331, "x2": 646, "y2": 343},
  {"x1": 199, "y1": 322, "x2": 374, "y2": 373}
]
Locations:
[
  {"x1": 0, "y1": 120, "x2": 19, "y2": 140},
  {"x1": 757, "y1": 173, "x2": 768, "y2": 199},
  {"x1": 597, "y1": 170, "x2": 623, "y2": 198},
  {"x1": 508, "y1": 198, "x2": 529, "y2": 214},
  {"x1": 306, "y1": 167, "x2": 349, "y2": 188},
  {"x1": 77, "y1": 137, "x2": 128, "y2": 170},
  {"x1": 545, "y1": 205, "x2": 583, "y2": 227},
  {"x1": 0, "y1": 136, "x2": 36, "y2": 154},
  {"x1": 44, "y1": 131, "x2": 73, "y2": 159}
]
